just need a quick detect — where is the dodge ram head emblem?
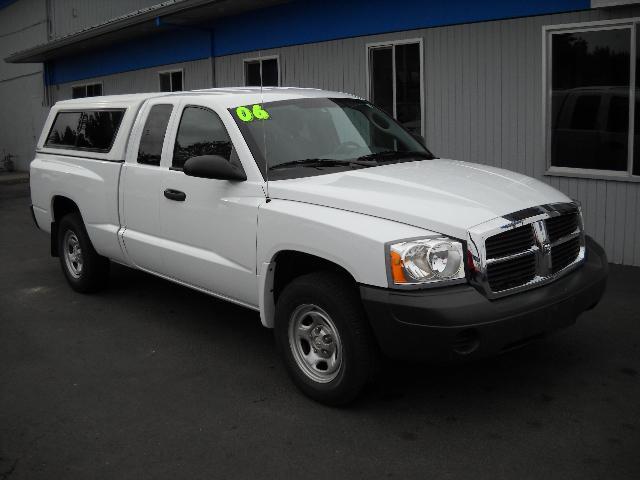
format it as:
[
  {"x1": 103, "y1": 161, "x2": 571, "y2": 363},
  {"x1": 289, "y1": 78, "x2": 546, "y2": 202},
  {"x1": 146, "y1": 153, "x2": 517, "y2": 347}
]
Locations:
[{"x1": 531, "y1": 220, "x2": 553, "y2": 276}]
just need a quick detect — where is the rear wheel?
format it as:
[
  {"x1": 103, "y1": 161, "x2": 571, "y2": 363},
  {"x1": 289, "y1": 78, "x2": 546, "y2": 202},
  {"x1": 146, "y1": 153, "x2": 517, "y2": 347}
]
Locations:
[
  {"x1": 274, "y1": 271, "x2": 377, "y2": 405},
  {"x1": 57, "y1": 213, "x2": 109, "y2": 293}
]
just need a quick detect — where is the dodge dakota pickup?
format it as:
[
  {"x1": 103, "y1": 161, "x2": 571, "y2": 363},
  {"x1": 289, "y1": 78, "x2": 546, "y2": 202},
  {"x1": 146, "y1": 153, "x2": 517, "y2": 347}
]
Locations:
[{"x1": 30, "y1": 87, "x2": 608, "y2": 404}]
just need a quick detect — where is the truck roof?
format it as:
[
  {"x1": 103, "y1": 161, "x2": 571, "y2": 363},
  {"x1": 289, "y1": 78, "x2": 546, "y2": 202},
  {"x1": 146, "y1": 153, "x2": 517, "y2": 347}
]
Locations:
[
  {"x1": 54, "y1": 87, "x2": 355, "y2": 109},
  {"x1": 39, "y1": 87, "x2": 357, "y2": 161}
]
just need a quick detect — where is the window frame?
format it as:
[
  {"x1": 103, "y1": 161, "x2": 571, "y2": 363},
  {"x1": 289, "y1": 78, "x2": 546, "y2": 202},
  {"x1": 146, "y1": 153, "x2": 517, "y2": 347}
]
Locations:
[
  {"x1": 158, "y1": 68, "x2": 184, "y2": 93},
  {"x1": 71, "y1": 82, "x2": 103, "y2": 99},
  {"x1": 365, "y1": 38, "x2": 425, "y2": 138},
  {"x1": 44, "y1": 108, "x2": 126, "y2": 153},
  {"x1": 243, "y1": 55, "x2": 280, "y2": 87},
  {"x1": 170, "y1": 104, "x2": 234, "y2": 171},
  {"x1": 543, "y1": 18, "x2": 640, "y2": 182}
]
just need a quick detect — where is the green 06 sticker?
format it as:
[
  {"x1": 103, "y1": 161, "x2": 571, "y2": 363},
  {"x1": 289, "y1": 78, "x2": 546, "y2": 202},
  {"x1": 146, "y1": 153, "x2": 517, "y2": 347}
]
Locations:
[{"x1": 235, "y1": 104, "x2": 270, "y2": 122}]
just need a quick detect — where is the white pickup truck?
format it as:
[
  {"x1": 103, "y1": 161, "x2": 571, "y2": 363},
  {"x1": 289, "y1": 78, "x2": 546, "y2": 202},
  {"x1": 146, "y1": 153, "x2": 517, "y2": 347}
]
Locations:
[{"x1": 30, "y1": 87, "x2": 608, "y2": 404}]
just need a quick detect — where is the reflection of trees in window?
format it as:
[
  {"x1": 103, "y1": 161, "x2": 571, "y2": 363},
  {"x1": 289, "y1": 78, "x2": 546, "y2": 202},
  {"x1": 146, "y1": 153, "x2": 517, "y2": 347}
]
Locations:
[
  {"x1": 45, "y1": 110, "x2": 124, "y2": 151},
  {"x1": 552, "y1": 32, "x2": 630, "y2": 89},
  {"x1": 137, "y1": 104, "x2": 173, "y2": 166},
  {"x1": 61, "y1": 126, "x2": 77, "y2": 145},
  {"x1": 172, "y1": 107, "x2": 233, "y2": 169},
  {"x1": 77, "y1": 111, "x2": 124, "y2": 150},
  {"x1": 48, "y1": 126, "x2": 78, "y2": 146}
]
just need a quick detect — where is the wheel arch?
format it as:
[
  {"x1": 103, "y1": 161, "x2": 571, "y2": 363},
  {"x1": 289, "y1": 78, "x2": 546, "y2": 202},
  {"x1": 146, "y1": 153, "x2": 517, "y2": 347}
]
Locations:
[
  {"x1": 258, "y1": 249, "x2": 359, "y2": 328},
  {"x1": 50, "y1": 195, "x2": 83, "y2": 257}
]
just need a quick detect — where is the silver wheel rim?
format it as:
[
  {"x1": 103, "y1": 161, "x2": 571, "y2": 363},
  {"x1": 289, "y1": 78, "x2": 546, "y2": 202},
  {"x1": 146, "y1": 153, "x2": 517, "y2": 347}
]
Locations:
[
  {"x1": 288, "y1": 304, "x2": 343, "y2": 384},
  {"x1": 63, "y1": 230, "x2": 83, "y2": 279}
]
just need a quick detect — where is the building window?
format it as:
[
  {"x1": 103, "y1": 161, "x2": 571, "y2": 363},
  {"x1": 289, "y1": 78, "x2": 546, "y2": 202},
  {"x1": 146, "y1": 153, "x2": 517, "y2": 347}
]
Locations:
[
  {"x1": 159, "y1": 70, "x2": 183, "y2": 92},
  {"x1": 71, "y1": 83, "x2": 102, "y2": 99},
  {"x1": 367, "y1": 40, "x2": 423, "y2": 136},
  {"x1": 546, "y1": 21, "x2": 640, "y2": 177},
  {"x1": 244, "y1": 57, "x2": 279, "y2": 87}
]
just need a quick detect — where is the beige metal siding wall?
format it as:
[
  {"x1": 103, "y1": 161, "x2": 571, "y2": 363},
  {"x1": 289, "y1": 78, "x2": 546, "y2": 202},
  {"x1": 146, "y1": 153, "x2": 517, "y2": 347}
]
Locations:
[
  {"x1": 41, "y1": 5, "x2": 640, "y2": 266},
  {"x1": 49, "y1": 0, "x2": 161, "y2": 39},
  {"x1": 215, "y1": 7, "x2": 640, "y2": 266},
  {"x1": 1, "y1": 0, "x2": 166, "y2": 171},
  {"x1": 0, "y1": 0, "x2": 48, "y2": 171},
  {"x1": 52, "y1": 58, "x2": 213, "y2": 102}
]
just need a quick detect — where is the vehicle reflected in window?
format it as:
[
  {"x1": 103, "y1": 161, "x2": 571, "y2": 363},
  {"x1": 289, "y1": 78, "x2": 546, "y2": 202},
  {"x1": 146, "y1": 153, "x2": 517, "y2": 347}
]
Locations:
[{"x1": 550, "y1": 29, "x2": 630, "y2": 171}]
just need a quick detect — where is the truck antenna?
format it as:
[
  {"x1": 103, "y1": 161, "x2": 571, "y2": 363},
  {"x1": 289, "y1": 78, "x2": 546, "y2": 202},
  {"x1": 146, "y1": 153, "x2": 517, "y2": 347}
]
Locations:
[{"x1": 259, "y1": 50, "x2": 270, "y2": 202}]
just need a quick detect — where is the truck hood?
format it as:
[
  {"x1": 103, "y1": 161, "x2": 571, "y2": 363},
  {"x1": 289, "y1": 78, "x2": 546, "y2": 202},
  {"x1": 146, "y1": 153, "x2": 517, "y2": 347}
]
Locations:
[{"x1": 267, "y1": 159, "x2": 570, "y2": 239}]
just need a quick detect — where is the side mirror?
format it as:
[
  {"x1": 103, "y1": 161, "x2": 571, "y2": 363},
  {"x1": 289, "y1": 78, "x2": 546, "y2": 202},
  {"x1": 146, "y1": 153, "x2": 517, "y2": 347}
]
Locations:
[{"x1": 183, "y1": 155, "x2": 247, "y2": 181}]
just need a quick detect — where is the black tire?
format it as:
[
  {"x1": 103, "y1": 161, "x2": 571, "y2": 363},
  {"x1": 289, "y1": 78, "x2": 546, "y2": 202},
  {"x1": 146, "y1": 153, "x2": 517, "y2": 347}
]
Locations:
[
  {"x1": 57, "y1": 212, "x2": 110, "y2": 293},
  {"x1": 274, "y1": 271, "x2": 378, "y2": 406}
]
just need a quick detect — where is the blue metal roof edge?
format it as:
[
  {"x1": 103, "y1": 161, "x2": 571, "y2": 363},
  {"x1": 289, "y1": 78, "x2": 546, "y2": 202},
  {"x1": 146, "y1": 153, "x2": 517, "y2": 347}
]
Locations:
[
  {"x1": 46, "y1": 0, "x2": 591, "y2": 85},
  {"x1": 0, "y1": 0, "x2": 18, "y2": 10}
]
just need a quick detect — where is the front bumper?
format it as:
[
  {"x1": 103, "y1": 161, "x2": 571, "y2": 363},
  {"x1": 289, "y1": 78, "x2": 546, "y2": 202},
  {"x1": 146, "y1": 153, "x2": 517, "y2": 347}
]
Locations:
[{"x1": 360, "y1": 236, "x2": 608, "y2": 362}]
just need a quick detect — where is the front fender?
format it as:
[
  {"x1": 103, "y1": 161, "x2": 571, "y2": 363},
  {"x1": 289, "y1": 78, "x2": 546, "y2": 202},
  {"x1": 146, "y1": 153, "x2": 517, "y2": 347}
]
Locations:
[{"x1": 256, "y1": 199, "x2": 437, "y2": 327}]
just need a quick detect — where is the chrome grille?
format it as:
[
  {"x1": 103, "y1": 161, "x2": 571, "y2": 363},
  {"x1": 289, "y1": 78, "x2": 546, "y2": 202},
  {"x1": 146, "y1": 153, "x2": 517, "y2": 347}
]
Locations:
[
  {"x1": 546, "y1": 213, "x2": 579, "y2": 243},
  {"x1": 551, "y1": 236, "x2": 581, "y2": 274},
  {"x1": 467, "y1": 203, "x2": 586, "y2": 299},
  {"x1": 487, "y1": 253, "x2": 537, "y2": 291},
  {"x1": 485, "y1": 224, "x2": 535, "y2": 258}
]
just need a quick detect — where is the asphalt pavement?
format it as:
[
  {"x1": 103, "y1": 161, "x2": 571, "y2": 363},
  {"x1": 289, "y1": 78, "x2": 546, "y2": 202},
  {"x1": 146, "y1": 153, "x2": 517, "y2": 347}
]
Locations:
[{"x1": 1, "y1": 182, "x2": 639, "y2": 479}]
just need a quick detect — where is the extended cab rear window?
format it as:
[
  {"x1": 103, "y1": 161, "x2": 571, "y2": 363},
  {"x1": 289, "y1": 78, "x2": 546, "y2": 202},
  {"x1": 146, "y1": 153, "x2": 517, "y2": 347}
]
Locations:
[{"x1": 45, "y1": 109, "x2": 125, "y2": 153}]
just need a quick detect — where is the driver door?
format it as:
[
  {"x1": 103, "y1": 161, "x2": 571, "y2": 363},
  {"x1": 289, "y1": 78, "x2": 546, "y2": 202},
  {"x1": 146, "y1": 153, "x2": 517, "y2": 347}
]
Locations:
[{"x1": 158, "y1": 101, "x2": 264, "y2": 307}]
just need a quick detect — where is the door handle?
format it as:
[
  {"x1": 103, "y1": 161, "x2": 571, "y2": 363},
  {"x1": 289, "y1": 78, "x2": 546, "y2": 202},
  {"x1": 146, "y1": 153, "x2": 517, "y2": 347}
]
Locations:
[{"x1": 164, "y1": 188, "x2": 186, "y2": 201}]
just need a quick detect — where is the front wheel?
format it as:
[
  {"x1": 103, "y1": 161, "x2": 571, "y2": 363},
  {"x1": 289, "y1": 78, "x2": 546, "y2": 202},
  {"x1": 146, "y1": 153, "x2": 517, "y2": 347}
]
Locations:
[{"x1": 274, "y1": 272, "x2": 378, "y2": 405}]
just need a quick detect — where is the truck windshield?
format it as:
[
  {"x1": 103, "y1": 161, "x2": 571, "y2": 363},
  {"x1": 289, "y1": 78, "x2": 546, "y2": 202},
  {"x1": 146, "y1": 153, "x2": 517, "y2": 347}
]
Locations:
[{"x1": 230, "y1": 97, "x2": 434, "y2": 180}]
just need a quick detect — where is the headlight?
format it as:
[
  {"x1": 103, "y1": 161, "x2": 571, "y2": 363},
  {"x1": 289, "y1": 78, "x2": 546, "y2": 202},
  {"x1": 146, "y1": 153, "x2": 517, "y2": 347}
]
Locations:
[{"x1": 388, "y1": 237, "x2": 465, "y2": 286}]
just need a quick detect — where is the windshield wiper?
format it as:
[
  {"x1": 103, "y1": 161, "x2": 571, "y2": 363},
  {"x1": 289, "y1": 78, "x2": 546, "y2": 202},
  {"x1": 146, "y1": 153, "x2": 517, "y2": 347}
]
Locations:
[
  {"x1": 269, "y1": 158, "x2": 376, "y2": 171},
  {"x1": 269, "y1": 151, "x2": 432, "y2": 171},
  {"x1": 356, "y1": 150, "x2": 434, "y2": 162}
]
